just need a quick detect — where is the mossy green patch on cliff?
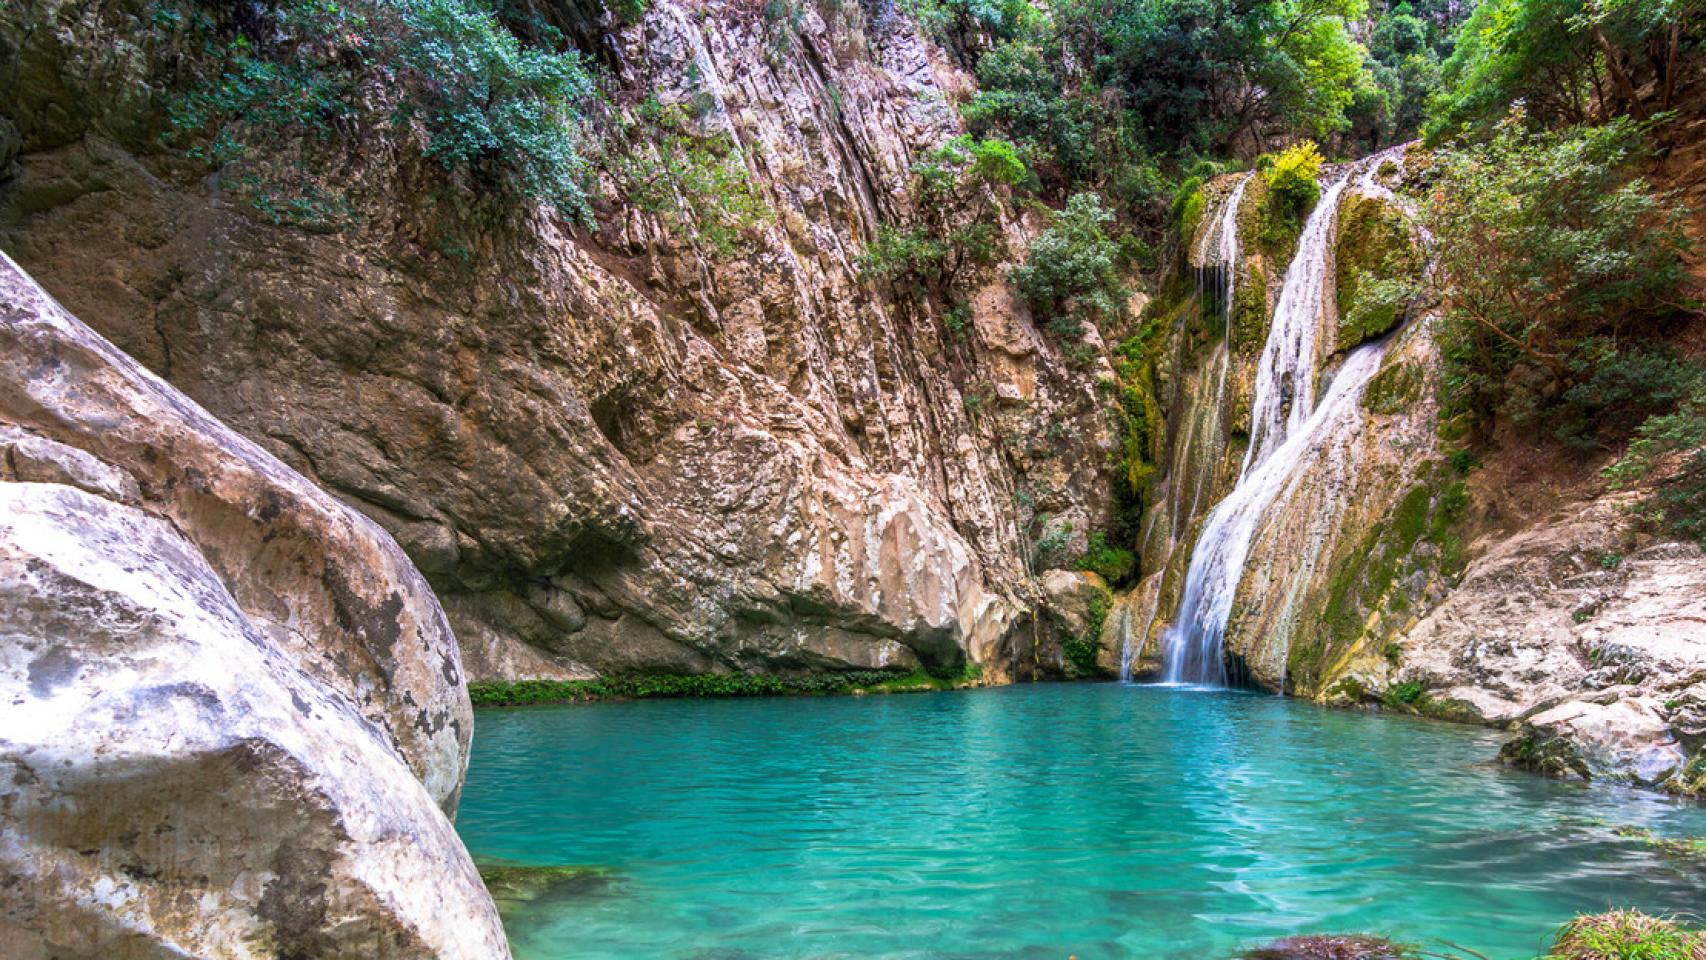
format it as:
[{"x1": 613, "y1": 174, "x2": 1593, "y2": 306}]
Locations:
[
  {"x1": 1062, "y1": 586, "x2": 1113, "y2": 676},
  {"x1": 1334, "y1": 192, "x2": 1422, "y2": 352},
  {"x1": 1362, "y1": 361, "x2": 1424, "y2": 416},
  {"x1": 1289, "y1": 468, "x2": 1469, "y2": 698},
  {"x1": 468, "y1": 665, "x2": 983, "y2": 705}
]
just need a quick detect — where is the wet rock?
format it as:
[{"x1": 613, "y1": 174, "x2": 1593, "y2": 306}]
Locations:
[
  {"x1": 0, "y1": 255, "x2": 506, "y2": 958},
  {"x1": 1241, "y1": 934, "x2": 1415, "y2": 960},
  {"x1": 1503, "y1": 698, "x2": 1686, "y2": 787},
  {"x1": 479, "y1": 861, "x2": 619, "y2": 915}
]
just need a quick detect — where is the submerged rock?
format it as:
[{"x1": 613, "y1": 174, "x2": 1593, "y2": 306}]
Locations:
[
  {"x1": 1241, "y1": 934, "x2": 1415, "y2": 960},
  {"x1": 479, "y1": 862, "x2": 619, "y2": 914},
  {"x1": 0, "y1": 255, "x2": 507, "y2": 958}
]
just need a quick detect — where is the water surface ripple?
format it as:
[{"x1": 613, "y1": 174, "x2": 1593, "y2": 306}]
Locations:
[{"x1": 457, "y1": 684, "x2": 1706, "y2": 960}]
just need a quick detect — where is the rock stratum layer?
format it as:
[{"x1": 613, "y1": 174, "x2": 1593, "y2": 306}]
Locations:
[
  {"x1": 0, "y1": 254, "x2": 507, "y2": 958},
  {"x1": 0, "y1": 0, "x2": 1116, "y2": 682}
]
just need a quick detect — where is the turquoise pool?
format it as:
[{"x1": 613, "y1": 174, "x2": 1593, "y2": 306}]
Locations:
[{"x1": 456, "y1": 683, "x2": 1706, "y2": 959}]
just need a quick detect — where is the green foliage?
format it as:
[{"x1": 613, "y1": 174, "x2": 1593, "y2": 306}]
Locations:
[
  {"x1": 1543, "y1": 910, "x2": 1705, "y2": 960},
  {"x1": 1052, "y1": 0, "x2": 1376, "y2": 156},
  {"x1": 164, "y1": 0, "x2": 594, "y2": 223},
  {"x1": 915, "y1": 135, "x2": 1032, "y2": 196},
  {"x1": 619, "y1": 99, "x2": 770, "y2": 258},
  {"x1": 1062, "y1": 589, "x2": 1111, "y2": 675},
  {"x1": 1426, "y1": 0, "x2": 1694, "y2": 138},
  {"x1": 856, "y1": 225, "x2": 947, "y2": 292},
  {"x1": 1417, "y1": 116, "x2": 1691, "y2": 443},
  {"x1": 1011, "y1": 192, "x2": 1128, "y2": 339},
  {"x1": 1257, "y1": 141, "x2": 1323, "y2": 249},
  {"x1": 1606, "y1": 382, "x2": 1706, "y2": 545},
  {"x1": 1033, "y1": 517, "x2": 1075, "y2": 568},
  {"x1": 1385, "y1": 679, "x2": 1426, "y2": 705},
  {"x1": 468, "y1": 666, "x2": 982, "y2": 705},
  {"x1": 1077, "y1": 531, "x2": 1137, "y2": 584}
]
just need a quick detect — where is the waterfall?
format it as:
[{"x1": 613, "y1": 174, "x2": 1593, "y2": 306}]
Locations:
[
  {"x1": 1118, "y1": 176, "x2": 1252, "y2": 682},
  {"x1": 1159, "y1": 154, "x2": 1395, "y2": 686}
]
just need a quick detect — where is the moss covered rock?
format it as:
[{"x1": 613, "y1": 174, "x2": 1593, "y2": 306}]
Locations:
[
  {"x1": 1361, "y1": 361, "x2": 1424, "y2": 416},
  {"x1": 479, "y1": 862, "x2": 619, "y2": 915},
  {"x1": 1334, "y1": 192, "x2": 1420, "y2": 352}
]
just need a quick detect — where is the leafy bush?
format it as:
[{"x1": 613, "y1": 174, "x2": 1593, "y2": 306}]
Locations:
[
  {"x1": 1258, "y1": 141, "x2": 1323, "y2": 246},
  {"x1": 165, "y1": 0, "x2": 595, "y2": 222},
  {"x1": 1061, "y1": 589, "x2": 1110, "y2": 675},
  {"x1": 1010, "y1": 192, "x2": 1127, "y2": 339},
  {"x1": 619, "y1": 99, "x2": 770, "y2": 257},
  {"x1": 1607, "y1": 382, "x2": 1706, "y2": 545},
  {"x1": 1077, "y1": 531, "x2": 1137, "y2": 584},
  {"x1": 1417, "y1": 116, "x2": 1691, "y2": 442},
  {"x1": 856, "y1": 225, "x2": 947, "y2": 291},
  {"x1": 1426, "y1": 0, "x2": 1694, "y2": 138}
]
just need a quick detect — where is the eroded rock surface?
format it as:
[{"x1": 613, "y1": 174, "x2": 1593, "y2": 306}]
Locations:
[
  {"x1": 1391, "y1": 498, "x2": 1706, "y2": 792},
  {"x1": 0, "y1": 255, "x2": 506, "y2": 958},
  {"x1": 0, "y1": 0, "x2": 1116, "y2": 681}
]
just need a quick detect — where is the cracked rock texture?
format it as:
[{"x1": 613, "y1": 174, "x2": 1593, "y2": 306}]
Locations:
[
  {"x1": 0, "y1": 254, "x2": 507, "y2": 959},
  {"x1": 1393, "y1": 498, "x2": 1706, "y2": 792},
  {"x1": 0, "y1": 0, "x2": 1116, "y2": 682}
]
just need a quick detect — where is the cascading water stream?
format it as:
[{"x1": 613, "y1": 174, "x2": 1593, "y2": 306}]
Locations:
[
  {"x1": 1118, "y1": 176, "x2": 1251, "y2": 682},
  {"x1": 1159, "y1": 153, "x2": 1398, "y2": 686}
]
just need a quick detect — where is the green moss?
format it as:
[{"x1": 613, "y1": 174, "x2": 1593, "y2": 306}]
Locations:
[
  {"x1": 1612, "y1": 825, "x2": 1706, "y2": 863},
  {"x1": 478, "y1": 862, "x2": 617, "y2": 912},
  {"x1": 1334, "y1": 192, "x2": 1422, "y2": 351},
  {"x1": 1292, "y1": 472, "x2": 1470, "y2": 696},
  {"x1": 469, "y1": 665, "x2": 982, "y2": 706},
  {"x1": 1062, "y1": 588, "x2": 1113, "y2": 676},
  {"x1": 1230, "y1": 258, "x2": 1269, "y2": 357},
  {"x1": 1362, "y1": 361, "x2": 1424, "y2": 415}
]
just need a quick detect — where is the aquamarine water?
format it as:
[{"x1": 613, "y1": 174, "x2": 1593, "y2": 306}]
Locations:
[{"x1": 456, "y1": 684, "x2": 1706, "y2": 960}]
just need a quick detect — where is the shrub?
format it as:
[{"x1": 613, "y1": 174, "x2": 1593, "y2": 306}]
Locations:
[
  {"x1": 1418, "y1": 115, "x2": 1690, "y2": 442},
  {"x1": 856, "y1": 225, "x2": 947, "y2": 287},
  {"x1": 1259, "y1": 141, "x2": 1324, "y2": 244},
  {"x1": 1010, "y1": 192, "x2": 1127, "y2": 339},
  {"x1": 619, "y1": 99, "x2": 770, "y2": 257},
  {"x1": 1077, "y1": 531, "x2": 1137, "y2": 584},
  {"x1": 165, "y1": 0, "x2": 595, "y2": 223}
]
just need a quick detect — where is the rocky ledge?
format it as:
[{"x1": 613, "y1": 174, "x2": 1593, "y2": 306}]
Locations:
[
  {"x1": 0, "y1": 253, "x2": 506, "y2": 958},
  {"x1": 1392, "y1": 498, "x2": 1706, "y2": 794}
]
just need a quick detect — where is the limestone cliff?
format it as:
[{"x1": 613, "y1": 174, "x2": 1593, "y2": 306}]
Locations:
[
  {"x1": 0, "y1": 0, "x2": 1119, "y2": 682},
  {"x1": 0, "y1": 254, "x2": 507, "y2": 958}
]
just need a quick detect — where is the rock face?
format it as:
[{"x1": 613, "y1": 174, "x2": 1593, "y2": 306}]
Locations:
[
  {"x1": 0, "y1": 0, "x2": 1115, "y2": 681},
  {"x1": 0, "y1": 255, "x2": 507, "y2": 958},
  {"x1": 1391, "y1": 497, "x2": 1706, "y2": 792}
]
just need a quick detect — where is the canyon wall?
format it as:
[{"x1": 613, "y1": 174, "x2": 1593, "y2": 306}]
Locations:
[{"x1": 0, "y1": 0, "x2": 1118, "y2": 683}]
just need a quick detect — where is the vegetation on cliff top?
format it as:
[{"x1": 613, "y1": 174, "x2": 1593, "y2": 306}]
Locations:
[{"x1": 162, "y1": 0, "x2": 595, "y2": 225}]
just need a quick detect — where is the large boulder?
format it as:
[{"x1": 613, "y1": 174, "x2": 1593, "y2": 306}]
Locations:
[
  {"x1": 1502, "y1": 697, "x2": 1687, "y2": 788},
  {"x1": 0, "y1": 253, "x2": 507, "y2": 958}
]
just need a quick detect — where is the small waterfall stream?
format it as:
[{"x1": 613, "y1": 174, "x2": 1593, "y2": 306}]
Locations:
[{"x1": 1159, "y1": 155, "x2": 1394, "y2": 686}]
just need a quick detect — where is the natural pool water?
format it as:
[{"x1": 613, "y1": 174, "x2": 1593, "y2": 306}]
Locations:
[{"x1": 456, "y1": 683, "x2": 1706, "y2": 960}]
